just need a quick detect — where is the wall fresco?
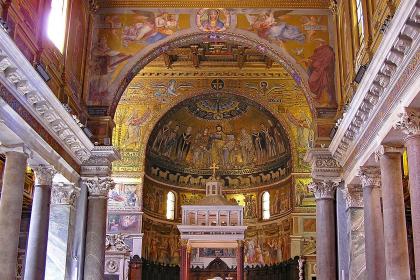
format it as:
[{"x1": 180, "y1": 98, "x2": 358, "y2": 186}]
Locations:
[{"x1": 107, "y1": 213, "x2": 141, "y2": 234}]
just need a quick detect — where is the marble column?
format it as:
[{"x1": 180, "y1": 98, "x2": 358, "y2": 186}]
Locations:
[
  {"x1": 395, "y1": 108, "x2": 420, "y2": 279},
  {"x1": 236, "y1": 240, "x2": 244, "y2": 280},
  {"x1": 342, "y1": 184, "x2": 366, "y2": 280},
  {"x1": 180, "y1": 240, "x2": 188, "y2": 280},
  {"x1": 358, "y1": 167, "x2": 386, "y2": 280},
  {"x1": 81, "y1": 146, "x2": 120, "y2": 280},
  {"x1": 24, "y1": 165, "x2": 56, "y2": 280},
  {"x1": 45, "y1": 182, "x2": 78, "y2": 280},
  {"x1": 308, "y1": 180, "x2": 339, "y2": 280},
  {"x1": 0, "y1": 146, "x2": 29, "y2": 279},
  {"x1": 376, "y1": 145, "x2": 410, "y2": 280},
  {"x1": 83, "y1": 176, "x2": 115, "y2": 279}
]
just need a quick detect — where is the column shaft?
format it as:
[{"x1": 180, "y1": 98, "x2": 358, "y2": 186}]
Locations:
[
  {"x1": 316, "y1": 198, "x2": 337, "y2": 279},
  {"x1": 363, "y1": 186, "x2": 386, "y2": 280},
  {"x1": 180, "y1": 244, "x2": 187, "y2": 280},
  {"x1": 379, "y1": 151, "x2": 410, "y2": 279},
  {"x1": 83, "y1": 196, "x2": 108, "y2": 279},
  {"x1": 24, "y1": 185, "x2": 52, "y2": 280},
  {"x1": 0, "y1": 151, "x2": 27, "y2": 279},
  {"x1": 236, "y1": 241, "x2": 244, "y2": 280},
  {"x1": 406, "y1": 135, "x2": 420, "y2": 279}
]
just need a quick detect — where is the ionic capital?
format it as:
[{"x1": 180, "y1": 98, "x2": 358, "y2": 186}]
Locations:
[
  {"x1": 358, "y1": 166, "x2": 381, "y2": 189},
  {"x1": 341, "y1": 184, "x2": 364, "y2": 209},
  {"x1": 51, "y1": 182, "x2": 78, "y2": 206},
  {"x1": 308, "y1": 180, "x2": 340, "y2": 200},
  {"x1": 394, "y1": 108, "x2": 420, "y2": 138},
  {"x1": 33, "y1": 165, "x2": 56, "y2": 186},
  {"x1": 81, "y1": 176, "x2": 115, "y2": 198}
]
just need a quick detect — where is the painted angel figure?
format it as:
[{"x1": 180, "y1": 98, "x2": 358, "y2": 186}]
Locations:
[
  {"x1": 123, "y1": 109, "x2": 152, "y2": 148},
  {"x1": 153, "y1": 80, "x2": 192, "y2": 103},
  {"x1": 301, "y1": 16, "x2": 324, "y2": 42},
  {"x1": 245, "y1": 81, "x2": 283, "y2": 95}
]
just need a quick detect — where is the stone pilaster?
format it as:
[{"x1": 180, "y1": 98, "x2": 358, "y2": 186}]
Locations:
[
  {"x1": 0, "y1": 145, "x2": 30, "y2": 280},
  {"x1": 395, "y1": 107, "x2": 420, "y2": 280},
  {"x1": 375, "y1": 145, "x2": 410, "y2": 280},
  {"x1": 45, "y1": 182, "x2": 79, "y2": 280},
  {"x1": 341, "y1": 184, "x2": 366, "y2": 280},
  {"x1": 358, "y1": 166, "x2": 386, "y2": 280},
  {"x1": 82, "y1": 146, "x2": 120, "y2": 280},
  {"x1": 305, "y1": 148, "x2": 341, "y2": 280},
  {"x1": 24, "y1": 165, "x2": 56, "y2": 280}
]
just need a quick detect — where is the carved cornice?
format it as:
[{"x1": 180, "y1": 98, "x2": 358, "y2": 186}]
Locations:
[
  {"x1": 341, "y1": 184, "x2": 364, "y2": 209},
  {"x1": 358, "y1": 166, "x2": 381, "y2": 189},
  {"x1": 329, "y1": 0, "x2": 420, "y2": 166},
  {"x1": 33, "y1": 165, "x2": 56, "y2": 186},
  {"x1": 82, "y1": 176, "x2": 115, "y2": 198},
  {"x1": 394, "y1": 107, "x2": 420, "y2": 138},
  {"x1": 81, "y1": 146, "x2": 121, "y2": 177},
  {"x1": 308, "y1": 180, "x2": 339, "y2": 200},
  {"x1": 51, "y1": 182, "x2": 78, "y2": 206},
  {"x1": 304, "y1": 148, "x2": 342, "y2": 180},
  {"x1": 0, "y1": 28, "x2": 93, "y2": 165},
  {"x1": 96, "y1": 0, "x2": 330, "y2": 9}
]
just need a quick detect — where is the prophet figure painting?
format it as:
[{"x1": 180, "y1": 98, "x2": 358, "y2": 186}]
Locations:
[{"x1": 197, "y1": 9, "x2": 230, "y2": 32}]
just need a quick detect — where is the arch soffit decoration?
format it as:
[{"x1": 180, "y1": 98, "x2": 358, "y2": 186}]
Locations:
[{"x1": 108, "y1": 28, "x2": 316, "y2": 119}]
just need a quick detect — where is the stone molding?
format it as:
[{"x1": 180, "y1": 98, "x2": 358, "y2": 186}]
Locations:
[
  {"x1": 394, "y1": 107, "x2": 420, "y2": 138},
  {"x1": 51, "y1": 182, "x2": 78, "y2": 206},
  {"x1": 358, "y1": 166, "x2": 381, "y2": 188},
  {"x1": 308, "y1": 180, "x2": 340, "y2": 200},
  {"x1": 82, "y1": 176, "x2": 115, "y2": 198},
  {"x1": 81, "y1": 146, "x2": 121, "y2": 177},
  {"x1": 304, "y1": 148, "x2": 342, "y2": 180},
  {"x1": 0, "y1": 28, "x2": 93, "y2": 164},
  {"x1": 0, "y1": 143, "x2": 32, "y2": 157},
  {"x1": 32, "y1": 165, "x2": 56, "y2": 186},
  {"x1": 329, "y1": 0, "x2": 420, "y2": 165},
  {"x1": 341, "y1": 184, "x2": 364, "y2": 209},
  {"x1": 374, "y1": 145, "x2": 405, "y2": 161}
]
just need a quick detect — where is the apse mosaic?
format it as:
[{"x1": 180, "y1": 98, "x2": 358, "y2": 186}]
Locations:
[
  {"x1": 145, "y1": 93, "x2": 291, "y2": 188},
  {"x1": 89, "y1": 8, "x2": 337, "y2": 113}
]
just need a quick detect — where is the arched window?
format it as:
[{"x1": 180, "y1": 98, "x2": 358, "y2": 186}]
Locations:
[
  {"x1": 47, "y1": 0, "x2": 68, "y2": 52},
  {"x1": 166, "y1": 191, "x2": 175, "y2": 220},
  {"x1": 355, "y1": 0, "x2": 365, "y2": 44},
  {"x1": 262, "y1": 191, "x2": 270, "y2": 220}
]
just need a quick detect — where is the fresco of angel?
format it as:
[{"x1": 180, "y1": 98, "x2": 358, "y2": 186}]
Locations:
[
  {"x1": 301, "y1": 16, "x2": 327, "y2": 42},
  {"x1": 121, "y1": 11, "x2": 178, "y2": 47},
  {"x1": 245, "y1": 81, "x2": 283, "y2": 95},
  {"x1": 123, "y1": 109, "x2": 152, "y2": 148},
  {"x1": 153, "y1": 80, "x2": 192, "y2": 103},
  {"x1": 245, "y1": 11, "x2": 305, "y2": 44}
]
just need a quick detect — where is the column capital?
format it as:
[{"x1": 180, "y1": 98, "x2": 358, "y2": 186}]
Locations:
[
  {"x1": 374, "y1": 145, "x2": 404, "y2": 161},
  {"x1": 81, "y1": 176, "x2": 115, "y2": 198},
  {"x1": 394, "y1": 107, "x2": 420, "y2": 138},
  {"x1": 81, "y1": 146, "x2": 121, "y2": 177},
  {"x1": 32, "y1": 165, "x2": 56, "y2": 186},
  {"x1": 304, "y1": 148, "x2": 342, "y2": 180},
  {"x1": 308, "y1": 180, "x2": 340, "y2": 200},
  {"x1": 51, "y1": 182, "x2": 78, "y2": 206},
  {"x1": 358, "y1": 166, "x2": 381, "y2": 189},
  {"x1": 341, "y1": 184, "x2": 364, "y2": 209}
]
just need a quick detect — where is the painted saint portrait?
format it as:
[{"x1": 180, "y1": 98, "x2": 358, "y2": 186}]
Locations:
[
  {"x1": 107, "y1": 214, "x2": 140, "y2": 234},
  {"x1": 197, "y1": 9, "x2": 230, "y2": 32}
]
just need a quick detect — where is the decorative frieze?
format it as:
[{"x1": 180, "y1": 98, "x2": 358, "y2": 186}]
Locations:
[
  {"x1": 330, "y1": 0, "x2": 420, "y2": 165},
  {"x1": 305, "y1": 148, "x2": 342, "y2": 180},
  {"x1": 82, "y1": 176, "x2": 115, "y2": 198},
  {"x1": 358, "y1": 166, "x2": 381, "y2": 188},
  {"x1": 394, "y1": 107, "x2": 420, "y2": 137},
  {"x1": 51, "y1": 183, "x2": 78, "y2": 206},
  {"x1": 32, "y1": 165, "x2": 56, "y2": 186},
  {"x1": 308, "y1": 181, "x2": 339, "y2": 200},
  {"x1": 0, "y1": 28, "x2": 93, "y2": 164},
  {"x1": 341, "y1": 184, "x2": 364, "y2": 209},
  {"x1": 81, "y1": 146, "x2": 121, "y2": 177}
]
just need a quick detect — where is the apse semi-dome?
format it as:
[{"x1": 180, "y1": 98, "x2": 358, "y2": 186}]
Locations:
[{"x1": 145, "y1": 93, "x2": 291, "y2": 189}]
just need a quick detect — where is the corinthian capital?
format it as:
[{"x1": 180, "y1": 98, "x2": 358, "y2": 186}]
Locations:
[
  {"x1": 394, "y1": 108, "x2": 420, "y2": 138},
  {"x1": 82, "y1": 176, "x2": 115, "y2": 198},
  {"x1": 33, "y1": 165, "x2": 56, "y2": 186},
  {"x1": 341, "y1": 184, "x2": 364, "y2": 209},
  {"x1": 358, "y1": 166, "x2": 381, "y2": 189},
  {"x1": 51, "y1": 183, "x2": 78, "y2": 206},
  {"x1": 308, "y1": 180, "x2": 340, "y2": 200}
]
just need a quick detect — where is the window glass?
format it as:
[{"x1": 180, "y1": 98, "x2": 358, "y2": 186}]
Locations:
[
  {"x1": 47, "y1": 0, "x2": 68, "y2": 52},
  {"x1": 262, "y1": 191, "x2": 270, "y2": 220},
  {"x1": 166, "y1": 191, "x2": 175, "y2": 220}
]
